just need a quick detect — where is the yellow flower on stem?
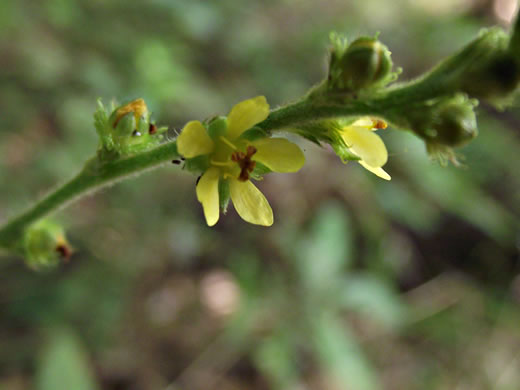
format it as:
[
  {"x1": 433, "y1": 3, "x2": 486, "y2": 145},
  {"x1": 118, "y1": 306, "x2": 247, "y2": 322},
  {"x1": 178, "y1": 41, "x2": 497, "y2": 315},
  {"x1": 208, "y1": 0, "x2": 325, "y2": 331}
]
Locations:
[
  {"x1": 340, "y1": 118, "x2": 391, "y2": 180},
  {"x1": 177, "y1": 96, "x2": 305, "y2": 227}
]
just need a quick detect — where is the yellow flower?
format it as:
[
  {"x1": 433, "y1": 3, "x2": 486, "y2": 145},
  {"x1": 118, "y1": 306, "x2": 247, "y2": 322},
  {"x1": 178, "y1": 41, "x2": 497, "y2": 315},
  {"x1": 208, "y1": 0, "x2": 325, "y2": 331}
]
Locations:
[
  {"x1": 340, "y1": 118, "x2": 391, "y2": 180},
  {"x1": 177, "y1": 96, "x2": 305, "y2": 227}
]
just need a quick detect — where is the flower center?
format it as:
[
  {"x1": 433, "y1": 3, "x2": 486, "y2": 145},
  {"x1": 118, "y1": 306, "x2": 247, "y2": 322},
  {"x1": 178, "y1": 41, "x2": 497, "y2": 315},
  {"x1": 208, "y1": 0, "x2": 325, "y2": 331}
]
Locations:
[{"x1": 231, "y1": 145, "x2": 257, "y2": 181}]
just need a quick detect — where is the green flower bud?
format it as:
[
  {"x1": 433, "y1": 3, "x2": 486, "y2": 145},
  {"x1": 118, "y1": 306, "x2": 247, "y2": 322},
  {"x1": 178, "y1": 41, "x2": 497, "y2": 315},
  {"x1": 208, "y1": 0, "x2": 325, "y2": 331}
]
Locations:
[
  {"x1": 94, "y1": 98, "x2": 167, "y2": 159},
  {"x1": 461, "y1": 53, "x2": 520, "y2": 102},
  {"x1": 328, "y1": 35, "x2": 394, "y2": 92},
  {"x1": 339, "y1": 37, "x2": 393, "y2": 90},
  {"x1": 23, "y1": 220, "x2": 71, "y2": 270},
  {"x1": 408, "y1": 95, "x2": 478, "y2": 148},
  {"x1": 425, "y1": 27, "x2": 520, "y2": 105}
]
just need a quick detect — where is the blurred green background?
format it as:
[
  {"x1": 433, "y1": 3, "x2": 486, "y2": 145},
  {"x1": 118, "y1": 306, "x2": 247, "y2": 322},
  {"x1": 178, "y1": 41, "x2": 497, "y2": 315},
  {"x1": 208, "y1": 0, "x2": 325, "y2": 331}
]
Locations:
[{"x1": 1, "y1": 0, "x2": 520, "y2": 389}]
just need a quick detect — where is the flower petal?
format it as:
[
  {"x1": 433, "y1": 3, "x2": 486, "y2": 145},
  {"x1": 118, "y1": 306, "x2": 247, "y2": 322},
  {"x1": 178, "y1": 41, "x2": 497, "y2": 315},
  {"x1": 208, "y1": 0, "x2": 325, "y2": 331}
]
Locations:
[
  {"x1": 226, "y1": 96, "x2": 270, "y2": 140},
  {"x1": 351, "y1": 117, "x2": 374, "y2": 128},
  {"x1": 251, "y1": 138, "x2": 305, "y2": 173},
  {"x1": 359, "y1": 161, "x2": 391, "y2": 180},
  {"x1": 177, "y1": 120, "x2": 214, "y2": 158},
  {"x1": 341, "y1": 126, "x2": 388, "y2": 167},
  {"x1": 351, "y1": 117, "x2": 387, "y2": 130},
  {"x1": 196, "y1": 167, "x2": 221, "y2": 226},
  {"x1": 229, "y1": 180, "x2": 273, "y2": 226}
]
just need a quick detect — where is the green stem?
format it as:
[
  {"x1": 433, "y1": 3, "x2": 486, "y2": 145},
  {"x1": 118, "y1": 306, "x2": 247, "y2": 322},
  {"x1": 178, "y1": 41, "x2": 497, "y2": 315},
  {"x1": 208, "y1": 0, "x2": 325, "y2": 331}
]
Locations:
[
  {"x1": 0, "y1": 141, "x2": 179, "y2": 249},
  {"x1": 257, "y1": 78, "x2": 449, "y2": 133},
  {"x1": 257, "y1": 99, "x2": 376, "y2": 131}
]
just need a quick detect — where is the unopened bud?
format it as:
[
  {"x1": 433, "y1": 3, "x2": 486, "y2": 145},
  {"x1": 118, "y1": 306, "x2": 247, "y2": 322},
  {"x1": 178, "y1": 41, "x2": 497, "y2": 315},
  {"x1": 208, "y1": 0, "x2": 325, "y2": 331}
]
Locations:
[
  {"x1": 339, "y1": 38, "x2": 393, "y2": 90},
  {"x1": 109, "y1": 98, "x2": 150, "y2": 138},
  {"x1": 328, "y1": 36, "x2": 394, "y2": 91},
  {"x1": 23, "y1": 221, "x2": 71, "y2": 270},
  {"x1": 461, "y1": 53, "x2": 520, "y2": 101},
  {"x1": 94, "y1": 98, "x2": 167, "y2": 157},
  {"x1": 409, "y1": 95, "x2": 478, "y2": 148},
  {"x1": 427, "y1": 28, "x2": 520, "y2": 105}
]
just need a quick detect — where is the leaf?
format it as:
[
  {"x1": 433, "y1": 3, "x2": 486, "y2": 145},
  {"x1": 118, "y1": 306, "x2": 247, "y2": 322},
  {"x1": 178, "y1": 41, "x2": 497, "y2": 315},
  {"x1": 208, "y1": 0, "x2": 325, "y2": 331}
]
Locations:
[
  {"x1": 254, "y1": 330, "x2": 298, "y2": 390},
  {"x1": 296, "y1": 201, "x2": 353, "y2": 291},
  {"x1": 312, "y1": 312, "x2": 380, "y2": 390},
  {"x1": 35, "y1": 327, "x2": 100, "y2": 390},
  {"x1": 340, "y1": 273, "x2": 409, "y2": 330}
]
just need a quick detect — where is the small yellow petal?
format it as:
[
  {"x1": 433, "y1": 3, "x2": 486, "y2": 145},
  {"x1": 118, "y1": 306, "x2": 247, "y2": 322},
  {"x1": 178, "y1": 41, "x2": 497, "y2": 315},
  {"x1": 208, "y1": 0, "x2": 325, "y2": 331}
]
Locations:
[
  {"x1": 226, "y1": 96, "x2": 270, "y2": 140},
  {"x1": 359, "y1": 161, "x2": 391, "y2": 180},
  {"x1": 252, "y1": 138, "x2": 305, "y2": 173},
  {"x1": 229, "y1": 180, "x2": 273, "y2": 226},
  {"x1": 351, "y1": 117, "x2": 387, "y2": 130},
  {"x1": 196, "y1": 167, "x2": 221, "y2": 226},
  {"x1": 177, "y1": 121, "x2": 214, "y2": 158},
  {"x1": 342, "y1": 126, "x2": 388, "y2": 167},
  {"x1": 351, "y1": 118, "x2": 374, "y2": 128},
  {"x1": 114, "y1": 98, "x2": 148, "y2": 128}
]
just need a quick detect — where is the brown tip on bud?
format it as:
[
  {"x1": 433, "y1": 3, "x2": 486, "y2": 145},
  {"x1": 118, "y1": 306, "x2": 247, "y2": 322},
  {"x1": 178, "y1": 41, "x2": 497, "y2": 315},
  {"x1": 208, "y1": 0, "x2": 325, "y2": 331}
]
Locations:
[
  {"x1": 56, "y1": 244, "x2": 72, "y2": 262},
  {"x1": 373, "y1": 119, "x2": 387, "y2": 129},
  {"x1": 149, "y1": 123, "x2": 157, "y2": 135}
]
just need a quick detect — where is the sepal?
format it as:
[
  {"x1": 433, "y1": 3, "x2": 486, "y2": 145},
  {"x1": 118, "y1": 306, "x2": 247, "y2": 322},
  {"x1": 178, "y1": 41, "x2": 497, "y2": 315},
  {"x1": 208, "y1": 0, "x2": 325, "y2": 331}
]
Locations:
[
  {"x1": 183, "y1": 155, "x2": 211, "y2": 175},
  {"x1": 207, "y1": 116, "x2": 228, "y2": 139},
  {"x1": 218, "y1": 180, "x2": 231, "y2": 214}
]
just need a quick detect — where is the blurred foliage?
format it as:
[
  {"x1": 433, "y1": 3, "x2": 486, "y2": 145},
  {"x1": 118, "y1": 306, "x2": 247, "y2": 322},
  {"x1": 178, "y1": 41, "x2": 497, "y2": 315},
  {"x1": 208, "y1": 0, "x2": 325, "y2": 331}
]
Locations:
[{"x1": 1, "y1": 0, "x2": 520, "y2": 389}]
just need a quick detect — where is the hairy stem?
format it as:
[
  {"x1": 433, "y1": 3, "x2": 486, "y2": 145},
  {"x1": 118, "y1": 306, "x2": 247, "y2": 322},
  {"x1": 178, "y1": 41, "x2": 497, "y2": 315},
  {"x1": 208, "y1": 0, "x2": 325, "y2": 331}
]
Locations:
[{"x1": 0, "y1": 141, "x2": 179, "y2": 250}]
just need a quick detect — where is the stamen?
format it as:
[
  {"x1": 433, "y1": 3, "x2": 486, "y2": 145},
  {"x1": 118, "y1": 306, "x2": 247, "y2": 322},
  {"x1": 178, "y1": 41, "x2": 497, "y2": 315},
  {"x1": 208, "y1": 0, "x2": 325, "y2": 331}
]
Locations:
[
  {"x1": 219, "y1": 136, "x2": 237, "y2": 150},
  {"x1": 246, "y1": 145, "x2": 257, "y2": 157},
  {"x1": 231, "y1": 146, "x2": 258, "y2": 181},
  {"x1": 211, "y1": 160, "x2": 233, "y2": 167}
]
